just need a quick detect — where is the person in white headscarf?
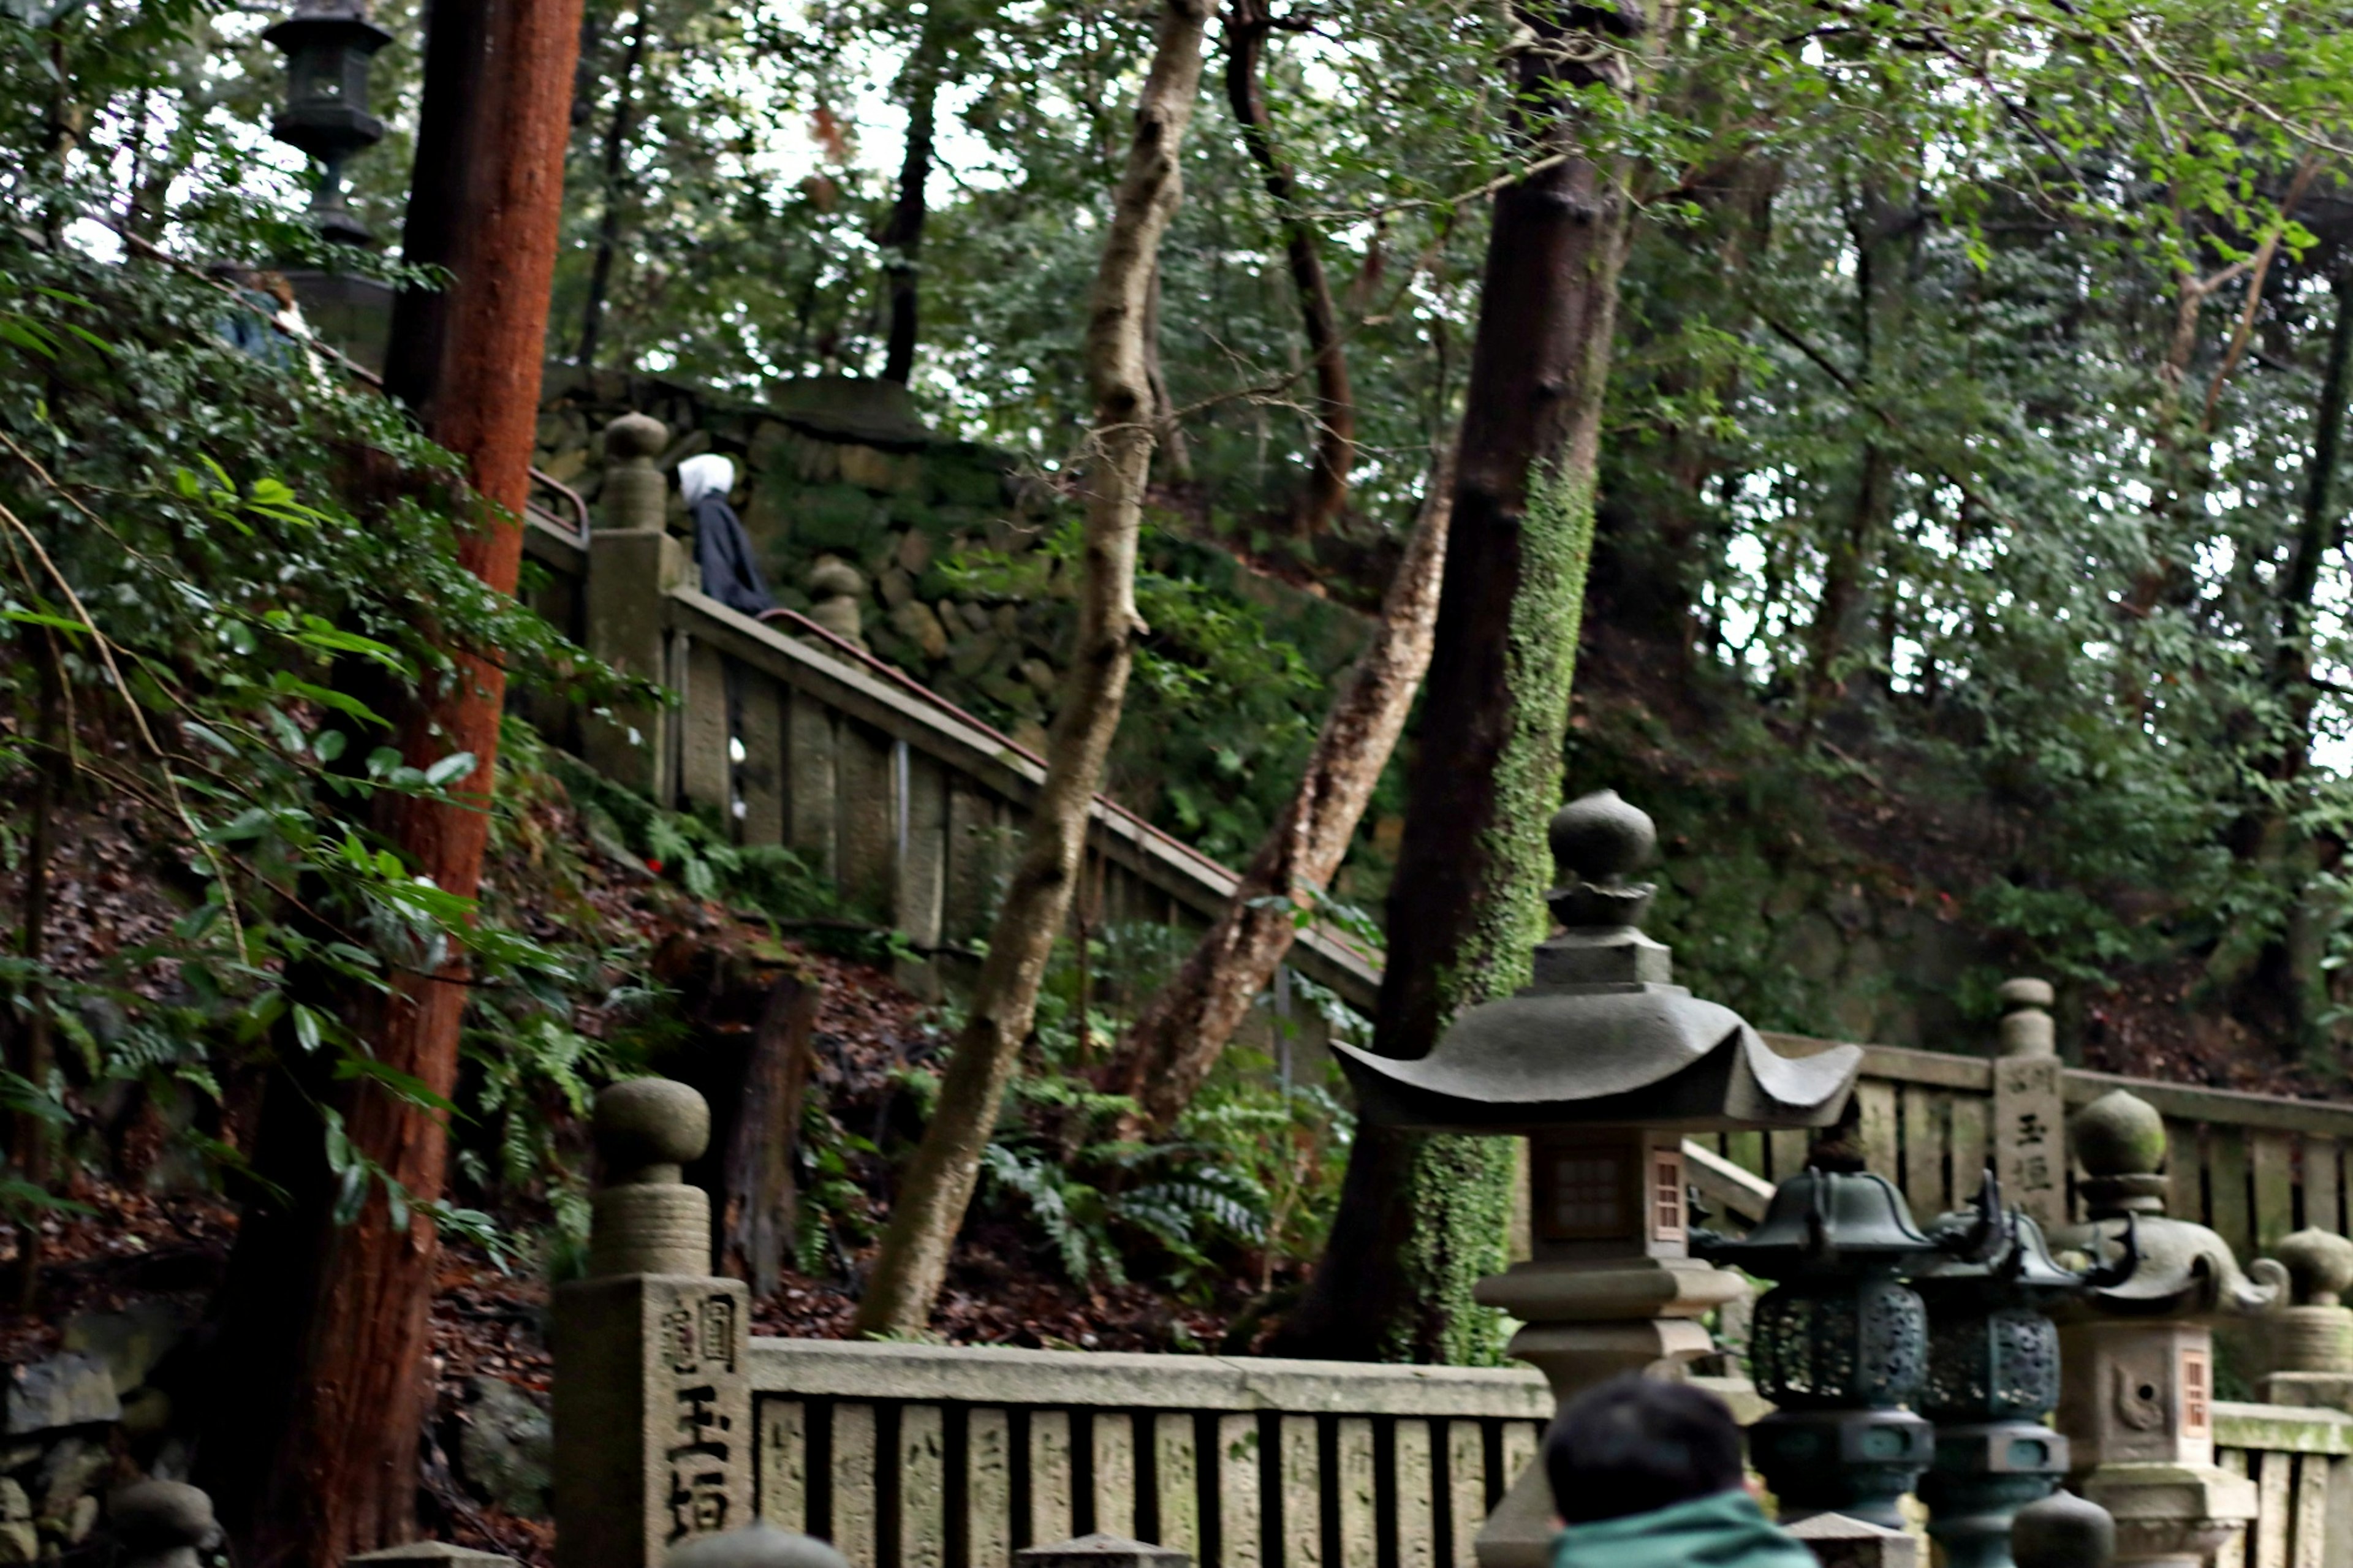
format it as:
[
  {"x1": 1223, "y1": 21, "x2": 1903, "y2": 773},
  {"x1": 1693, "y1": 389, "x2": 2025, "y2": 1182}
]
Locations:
[{"x1": 675, "y1": 453, "x2": 775, "y2": 618}]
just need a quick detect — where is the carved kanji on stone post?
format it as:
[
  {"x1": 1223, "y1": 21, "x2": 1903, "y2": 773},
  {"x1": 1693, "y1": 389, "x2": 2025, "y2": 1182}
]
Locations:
[
  {"x1": 1990, "y1": 979, "x2": 2066, "y2": 1233},
  {"x1": 554, "y1": 1080, "x2": 752, "y2": 1568}
]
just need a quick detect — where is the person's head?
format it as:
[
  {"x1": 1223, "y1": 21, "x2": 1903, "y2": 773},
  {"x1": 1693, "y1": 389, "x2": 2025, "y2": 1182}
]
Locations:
[
  {"x1": 1544, "y1": 1374, "x2": 1746, "y2": 1525},
  {"x1": 676, "y1": 453, "x2": 737, "y2": 509}
]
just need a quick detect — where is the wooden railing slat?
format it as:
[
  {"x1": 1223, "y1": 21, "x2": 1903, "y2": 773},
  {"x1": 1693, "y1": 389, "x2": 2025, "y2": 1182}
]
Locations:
[
  {"x1": 903, "y1": 1404, "x2": 947, "y2": 1568},
  {"x1": 2255, "y1": 1131, "x2": 2297, "y2": 1256},
  {"x1": 2212, "y1": 1129, "x2": 2257, "y2": 1265},
  {"x1": 1154, "y1": 1414, "x2": 1200, "y2": 1562},
  {"x1": 968, "y1": 1408, "x2": 1014, "y2": 1568},
  {"x1": 833, "y1": 1404, "x2": 880, "y2": 1567},
  {"x1": 1901, "y1": 1084, "x2": 1946, "y2": 1219},
  {"x1": 2309, "y1": 1138, "x2": 2343, "y2": 1237},
  {"x1": 1395, "y1": 1420, "x2": 1435, "y2": 1568},
  {"x1": 1857, "y1": 1080, "x2": 1900, "y2": 1184},
  {"x1": 1336, "y1": 1417, "x2": 1377, "y2": 1568},
  {"x1": 1219, "y1": 1413, "x2": 1262, "y2": 1568},
  {"x1": 737, "y1": 671, "x2": 785, "y2": 846},
  {"x1": 1094, "y1": 1412, "x2": 1138, "y2": 1540},
  {"x1": 786, "y1": 688, "x2": 837, "y2": 879}
]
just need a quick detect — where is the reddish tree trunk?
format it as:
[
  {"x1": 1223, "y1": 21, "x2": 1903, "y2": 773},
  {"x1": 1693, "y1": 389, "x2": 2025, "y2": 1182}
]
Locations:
[{"x1": 199, "y1": 0, "x2": 583, "y2": 1562}]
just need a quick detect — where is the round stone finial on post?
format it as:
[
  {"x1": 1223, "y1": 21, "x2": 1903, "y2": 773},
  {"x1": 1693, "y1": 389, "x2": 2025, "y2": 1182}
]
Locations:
[
  {"x1": 805, "y1": 556, "x2": 869, "y2": 648},
  {"x1": 601, "y1": 413, "x2": 672, "y2": 532},
  {"x1": 588, "y1": 1078, "x2": 714, "y2": 1278},
  {"x1": 2071, "y1": 1089, "x2": 2170, "y2": 1218},
  {"x1": 1998, "y1": 977, "x2": 2056, "y2": 1059},
  {"x1": 2010, "y1": 1490, "x2": 2115, "y2": 1568},
  {"x1": 667, "y1": 1522, "x2": 854, "y2": 1568},
  {"x1": 109, "y1": 1481, "x2": 219, "y2": 1568},
  {"x1": 596, "y1": 1077, "x2": 710, "y2": 1184},
  {"x1": 2272, "y1": 1229, "x2": 2353, "y2": 1377},
  {"x1": 1545, "y1": 790, "x2": 1658, "y2": 933}
]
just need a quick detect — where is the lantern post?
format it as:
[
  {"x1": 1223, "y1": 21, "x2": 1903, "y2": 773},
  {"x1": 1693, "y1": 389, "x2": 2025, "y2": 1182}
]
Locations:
[{"x1": 1331, "y1": 791, "x2": 1862, "y2": 1568}]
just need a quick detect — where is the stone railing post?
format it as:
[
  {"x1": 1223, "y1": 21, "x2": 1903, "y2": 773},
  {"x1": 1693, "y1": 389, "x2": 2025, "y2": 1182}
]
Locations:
[
  {"x1": 2262, "y1": 1228, "x2": 2353, "y2": 1408},
  {"x1": 1991, "y1": 978, "x2": 2066, "y2": 1232},
  {"x1": 554, "y1": 1080, "x2": 752, "y2": 1568},
  {"x1": 585, "y1": 413, "x2": 688, "y2": 801}
]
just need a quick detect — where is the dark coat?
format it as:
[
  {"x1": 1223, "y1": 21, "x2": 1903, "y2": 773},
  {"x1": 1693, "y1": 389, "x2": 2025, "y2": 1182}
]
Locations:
[{"x1": 690, "y1": 493, "x2": 775, "y2": 618}]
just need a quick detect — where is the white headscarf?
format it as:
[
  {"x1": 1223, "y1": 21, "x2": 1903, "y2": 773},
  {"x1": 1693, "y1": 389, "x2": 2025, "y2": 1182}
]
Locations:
[{"x1": 676, "y1": 453, "x2": 736, "y2": 509}]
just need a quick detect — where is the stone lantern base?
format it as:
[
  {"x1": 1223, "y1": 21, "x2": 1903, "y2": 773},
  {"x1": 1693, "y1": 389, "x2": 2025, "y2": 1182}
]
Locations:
[
  {"x1": 1469, "y1": 1260, "x2": 1745, "y2": 1568},
  {"x1": 2076, "y1": 1463, "x2": 2254, "y2": 1568}
]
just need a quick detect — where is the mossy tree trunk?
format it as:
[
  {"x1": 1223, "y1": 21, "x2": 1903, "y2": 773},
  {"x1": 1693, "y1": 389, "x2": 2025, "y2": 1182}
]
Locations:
[
  {"x1": 1265, "y1": 0, "x2": 1659, "y2": 1366},
  {"x1": 852, "y1": 0, "x2": 1213, "y2": 1338}
]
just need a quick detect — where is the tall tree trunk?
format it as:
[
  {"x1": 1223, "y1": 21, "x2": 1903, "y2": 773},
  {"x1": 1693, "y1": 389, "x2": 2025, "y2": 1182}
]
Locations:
[
  {"x1": 2226, "y1": 265, "x2": 2353, "y2": 1053},
  {"x1": 1265, "y1": 0, "x2": 1658, "y2": 1365},
  {"x1": 879, "y1": 34, "x2": 942, "y2": 386},
  {"x1": 851, "y1": 0, "x2": 1213, "y2": 1338},
  {"x1": 574, "y1": 5, "x2": 648, "y2": 369},
  {"x1": 1803, "y1": 176, "x2": 1917, "y2": 722},
  {"x1": 198, "y1": 0, "x2": 584, "y2": 1559},
  {"x1": 1114, "y1": 443, "x2": 1454, "y2": 1134},
  {"x1": 1588, "y1": 154, "x2": 1778, "y2": 664},
  {"x1": 1226, "y1": 0, "x2": 1354, "y2": 536}
]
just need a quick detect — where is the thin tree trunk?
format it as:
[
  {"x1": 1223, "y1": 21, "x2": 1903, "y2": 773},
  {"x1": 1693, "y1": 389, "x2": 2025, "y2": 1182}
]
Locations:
[
  {"x1": 879, "y1": 40, "x2": 940, "y2": 386},
  {"x1": 2226, "y1": 265, "x2": 2353, "y2": 1053},
  {"x1": 575, "y1": 6, "x2": 648, "y2": 369},
  {"x1": 199, "y1": 0, "x2": 584, "y2": 1558},
  {"x1": 2269, "y1": 265, "x2": 2353, "y2": 781},
  {"x1": 1114, "y1": 443, "x2": 1454, "y2": 1134},
  {"x1": 1267, "y1": 0, "x2": 1661, "y2": 1366},
  {"x1": 1226, "y1": 0, "x2": 1354, "y2": 536},
  {"x1": 851, "y1": 0, "x2": 1213, "y2": 1339},
  {"x1": 1143, "y1": 260, "x2": 1193, "y2": 482}
]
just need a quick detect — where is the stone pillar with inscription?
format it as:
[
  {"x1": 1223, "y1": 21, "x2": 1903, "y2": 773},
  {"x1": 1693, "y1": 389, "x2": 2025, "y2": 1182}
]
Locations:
[
  {"x1": 2048, "y1": 1091, "x2": 2284, "y2": 1568},
  {"x1": 1991, "y1": 979, "x2": 2066, "y2": 1233},
  {"x1": 555, "y1": 1079, "x2": 753, "y2": 1568},
  {"x1": 1329, "y1": 792, "x2": 1865, "y2": 1568}
]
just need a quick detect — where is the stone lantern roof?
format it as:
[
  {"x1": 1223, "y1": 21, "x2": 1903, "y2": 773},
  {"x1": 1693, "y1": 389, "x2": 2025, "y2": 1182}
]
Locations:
[{"x1": 1333, "y1": 790, "x2": 1860, "y2": 1134}]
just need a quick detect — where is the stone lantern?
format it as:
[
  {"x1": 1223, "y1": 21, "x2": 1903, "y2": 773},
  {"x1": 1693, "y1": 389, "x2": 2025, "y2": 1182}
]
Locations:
[
  {"x1": 2259, "y1": 1227, "x2": 2353, "y2": 1409},
  {"x1": 1692, "y1": 1142, "x2": 1943, "y2": 1530},
  {"x1": 1330, "y1": 790, "x2": 1862, "y2": 1568},
  {"x1": 263, "y1": 0, "x2": 393, "y2": 243},
  {"x1": 2047, "y1": 1091, "x2": 2284, "y2": 1568},
  {"x1": 1911, "y1": 1181, "x2": 2085, "y2": 1568}
]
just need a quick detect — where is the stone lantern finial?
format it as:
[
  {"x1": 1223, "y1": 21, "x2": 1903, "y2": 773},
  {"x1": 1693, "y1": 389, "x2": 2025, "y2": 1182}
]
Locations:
[{"x1": 2072, "y1": 1090, "x2": 2170, "y2": 1219}]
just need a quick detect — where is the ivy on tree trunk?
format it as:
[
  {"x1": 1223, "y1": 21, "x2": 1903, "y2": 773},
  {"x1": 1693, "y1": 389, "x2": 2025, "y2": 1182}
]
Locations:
[{"x1": 1267, "y1": 0, "x2": 1657, "y2": 1365}]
